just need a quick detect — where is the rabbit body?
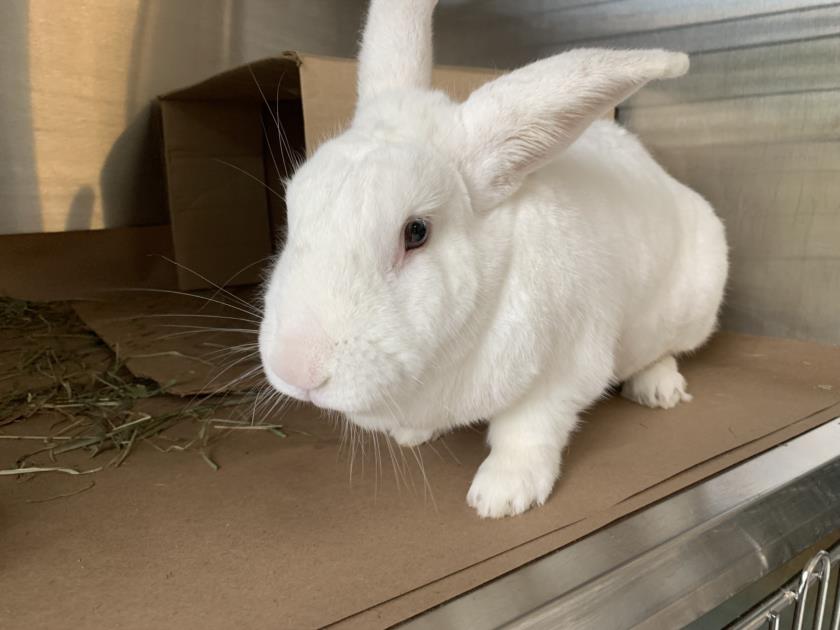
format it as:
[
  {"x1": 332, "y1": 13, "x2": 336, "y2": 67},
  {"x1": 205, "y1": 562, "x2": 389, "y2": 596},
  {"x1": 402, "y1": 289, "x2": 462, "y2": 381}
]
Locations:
[{"x1": 259, "y1": 0, "x2": 728, "y2": 518}]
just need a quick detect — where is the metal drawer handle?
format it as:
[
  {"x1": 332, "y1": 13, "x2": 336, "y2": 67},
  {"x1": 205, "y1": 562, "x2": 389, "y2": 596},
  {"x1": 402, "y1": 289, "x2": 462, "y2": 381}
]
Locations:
[
  {"x1": 734, "y1": 545, "x2": 840, "y2": 630},
  {"x1": 794, "y1": 550, "x2": 833, "y2": 630}
]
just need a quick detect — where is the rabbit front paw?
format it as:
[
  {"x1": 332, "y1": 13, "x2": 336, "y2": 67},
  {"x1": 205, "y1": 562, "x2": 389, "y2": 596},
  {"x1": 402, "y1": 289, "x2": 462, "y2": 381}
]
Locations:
[{"x1": 467, "y1": 450, "x2": 559, "y2": 518}]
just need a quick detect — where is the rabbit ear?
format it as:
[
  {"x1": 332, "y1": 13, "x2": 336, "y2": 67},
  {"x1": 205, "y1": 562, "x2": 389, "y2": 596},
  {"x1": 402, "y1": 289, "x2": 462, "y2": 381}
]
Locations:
[
  {"x1": 457, "y1": 48, "x2": 689, "y2": 212},
  {"x1": 356, "y1": 0, "x2": 437, "y2": 107}
]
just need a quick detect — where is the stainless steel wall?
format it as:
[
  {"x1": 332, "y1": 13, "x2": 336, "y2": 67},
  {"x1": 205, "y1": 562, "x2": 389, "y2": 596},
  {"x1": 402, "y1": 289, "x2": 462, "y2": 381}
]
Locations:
[
  {"x1": 0, "y1": 0, "x2": 366, "y2": 234},
  {"x1": 2, "y1": 1, "x2": 837, "y2": 343},
  {"x1": 435, "y1": 1, "x2": 840, "y2": 345}
]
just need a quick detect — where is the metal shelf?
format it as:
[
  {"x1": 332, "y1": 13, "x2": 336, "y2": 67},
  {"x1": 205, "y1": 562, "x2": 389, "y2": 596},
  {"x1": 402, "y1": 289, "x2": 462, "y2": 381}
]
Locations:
[{"x1": 401, "y1": 419, "x2": 840, "y2": 629}]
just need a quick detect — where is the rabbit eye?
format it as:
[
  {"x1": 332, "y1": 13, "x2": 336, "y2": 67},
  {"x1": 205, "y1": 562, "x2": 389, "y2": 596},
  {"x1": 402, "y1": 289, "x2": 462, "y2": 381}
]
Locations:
[{"x1": 403, "y1": 218, "x2": 429, "y2": 250}]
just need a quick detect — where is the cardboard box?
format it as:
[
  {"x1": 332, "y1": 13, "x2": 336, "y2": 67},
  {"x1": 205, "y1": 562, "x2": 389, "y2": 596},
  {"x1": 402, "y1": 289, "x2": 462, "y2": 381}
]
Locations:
[{"x1": 158, "y1": 52, "x2": 501, "y2": 290}]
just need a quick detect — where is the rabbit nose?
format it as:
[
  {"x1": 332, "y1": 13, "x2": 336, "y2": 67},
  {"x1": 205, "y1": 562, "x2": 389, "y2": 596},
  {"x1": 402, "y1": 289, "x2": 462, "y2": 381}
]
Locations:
[{"x1": 269, "y1": 329, "x2": 331, "y2": 392}]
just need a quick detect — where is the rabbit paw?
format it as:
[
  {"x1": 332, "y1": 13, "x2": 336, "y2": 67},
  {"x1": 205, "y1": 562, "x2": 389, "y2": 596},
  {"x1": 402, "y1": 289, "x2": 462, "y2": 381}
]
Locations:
[
  {"x1": 390, "y1": 426, "x2": 434, "y2": 447},
  {"x1": 622, "y1": 355, "x2": 692, "y2": 410},
  {"x1": 467, "y1": 450, "x2": 558, "y2": 518}
]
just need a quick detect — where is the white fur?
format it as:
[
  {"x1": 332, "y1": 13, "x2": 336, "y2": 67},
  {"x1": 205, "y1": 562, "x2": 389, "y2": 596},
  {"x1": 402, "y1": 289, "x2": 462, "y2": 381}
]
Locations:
[
  {"x1": 357, "y1": 0, "x2": 437, "y2": 107},
  {"x1": 259, "y1": 0, "x2": 728, "y2": 518}
]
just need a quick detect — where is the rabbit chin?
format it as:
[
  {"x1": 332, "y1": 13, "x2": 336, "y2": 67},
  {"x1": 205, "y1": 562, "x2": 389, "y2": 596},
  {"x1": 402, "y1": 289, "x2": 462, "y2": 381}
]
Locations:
[
  {"x1": 310, "y1": 391, "x2": 398, "y2": 431},
  {"x1": 308, "y1": 388, "x2": 400, "y2": 434},
  {"x1": 261, "y1": 365, "x2": 387, "y2": 420}
]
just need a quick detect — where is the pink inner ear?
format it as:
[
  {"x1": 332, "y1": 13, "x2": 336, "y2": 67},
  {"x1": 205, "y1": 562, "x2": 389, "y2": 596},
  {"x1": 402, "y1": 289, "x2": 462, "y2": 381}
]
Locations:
[{"x1": 270, "y1": 329, "x2": 332, "y2": 391}]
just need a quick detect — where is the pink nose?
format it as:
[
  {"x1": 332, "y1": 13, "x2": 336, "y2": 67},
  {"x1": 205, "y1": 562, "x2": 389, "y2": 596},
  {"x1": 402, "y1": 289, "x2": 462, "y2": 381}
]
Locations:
[{"x1": 270, "y1": 330, "x2": 331, "y2": 391}]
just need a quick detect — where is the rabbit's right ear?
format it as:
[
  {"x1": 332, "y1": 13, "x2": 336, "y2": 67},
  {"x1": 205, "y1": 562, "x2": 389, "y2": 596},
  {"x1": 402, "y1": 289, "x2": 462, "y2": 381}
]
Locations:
[{"x1": 456, "y1": 48, "x2": 689, "y2": 212}]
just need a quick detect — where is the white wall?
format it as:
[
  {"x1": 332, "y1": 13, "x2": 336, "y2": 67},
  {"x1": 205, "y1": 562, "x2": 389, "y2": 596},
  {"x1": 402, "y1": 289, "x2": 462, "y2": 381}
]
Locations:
[{"x1": 0, "y1": 0, "x2": 366, "y2": 234}]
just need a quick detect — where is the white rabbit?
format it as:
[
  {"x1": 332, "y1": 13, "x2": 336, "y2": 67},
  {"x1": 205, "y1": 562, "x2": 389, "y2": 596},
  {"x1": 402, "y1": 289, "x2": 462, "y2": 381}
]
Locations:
[{"x1": 259, "y1": 0, "x2": 728, "y2": 518}]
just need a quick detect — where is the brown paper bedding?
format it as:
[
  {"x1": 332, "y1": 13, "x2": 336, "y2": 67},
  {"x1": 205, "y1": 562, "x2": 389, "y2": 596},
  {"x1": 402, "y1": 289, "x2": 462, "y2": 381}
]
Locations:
[{"x1": 2, "y1": 297, "x2": 839, "y2": 629}]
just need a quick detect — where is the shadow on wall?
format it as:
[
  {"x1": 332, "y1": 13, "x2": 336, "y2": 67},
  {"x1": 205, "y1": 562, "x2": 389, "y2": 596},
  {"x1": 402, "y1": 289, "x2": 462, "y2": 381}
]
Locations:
[
  {"x1": 99, "y1": 105, "x2": 169, "y2": 229},
  {"x1": 65, "y1": 186, "x2": 95, "y2": 231},
  {"x1": 96, "y1": 0, "x2": 369, "y2": 233},
  {"x1": 0, "y1": 1, "x2": 43, "y2": 233},
  {"x1": 98, "y1": 0, "x2": 247, "y2": 230}
]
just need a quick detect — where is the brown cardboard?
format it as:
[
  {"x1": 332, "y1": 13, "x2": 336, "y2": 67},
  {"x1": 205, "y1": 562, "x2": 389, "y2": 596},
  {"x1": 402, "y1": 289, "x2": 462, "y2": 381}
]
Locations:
[
  {"x1": 158, "y1": 53, "x2": 503, "y2": 291},
  {"x1": 159, "y1": 101, "x2": 274, "y2": 291},
  {"x1": 72, "y1": 292, "x2": 262, "y2": 396},
  {"x1": 0, "y1": 226, "x2": 178, "y2": 301},
  {"x1": 4, "y1": 320, "x2": 838, "y2": 629}
]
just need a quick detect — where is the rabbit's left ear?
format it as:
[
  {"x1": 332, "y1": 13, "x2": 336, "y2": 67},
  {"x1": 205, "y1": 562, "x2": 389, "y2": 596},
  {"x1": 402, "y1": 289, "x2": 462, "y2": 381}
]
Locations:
[
  {"x1": 356, "y1": 0, "x2": 438, "y2": 109},
  {"x1": 456, "y1": 48, "x2": 689, "y2": 212}
]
